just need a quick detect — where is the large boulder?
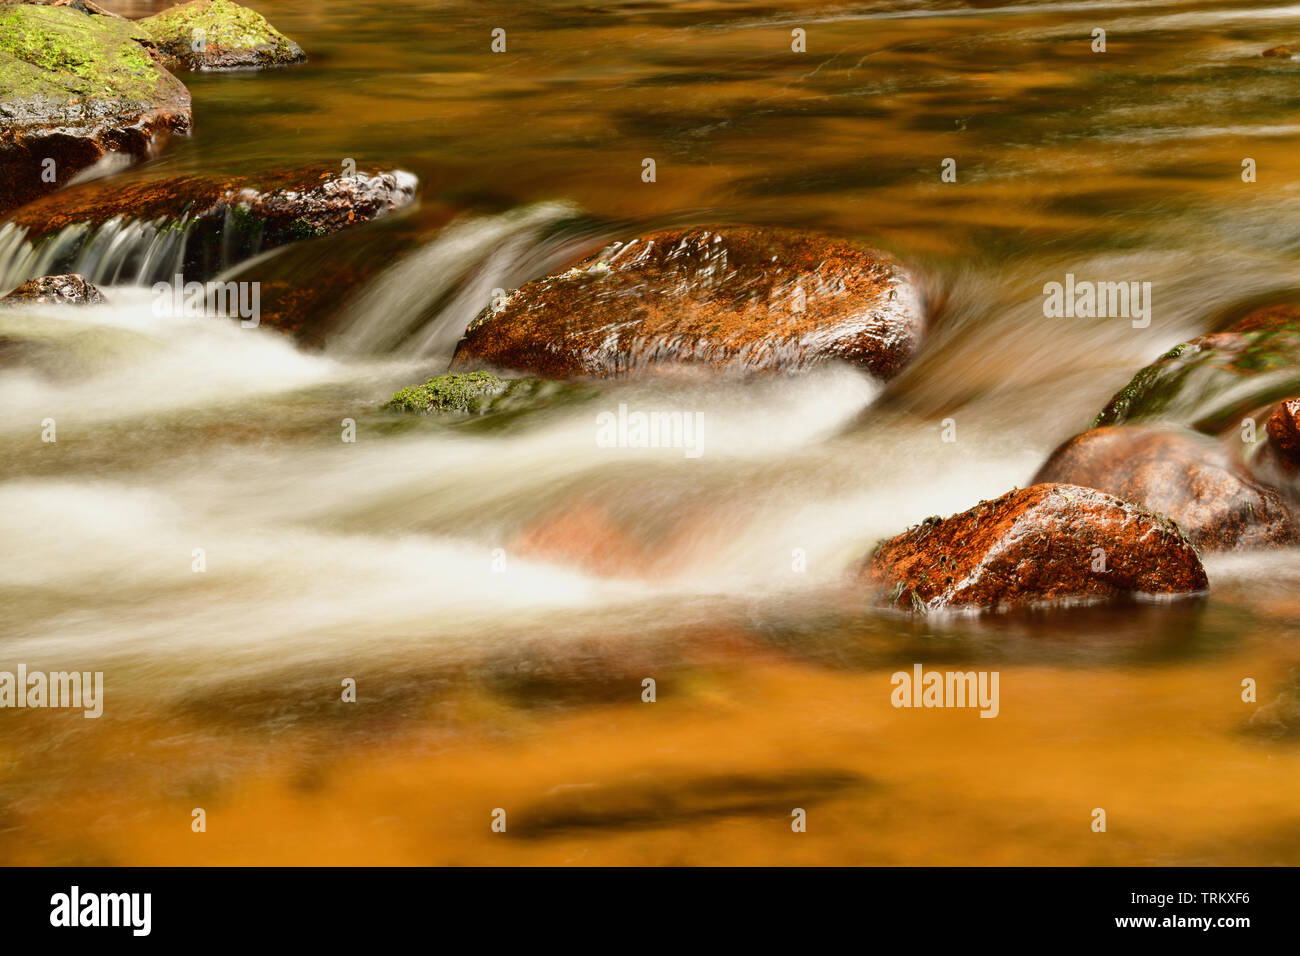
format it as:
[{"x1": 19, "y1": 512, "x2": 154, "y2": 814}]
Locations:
[
  {"x1": 0, "y1": 273, "x2": 103, "y2": 305},
  {"x1": 1032, "y1": 425, "x2": 1298, "y2": 551},
  {"x1": 139, "y1": 0, "x2": 306, "y2": 72},
  {"x1": 1094, "y1": 304, "x2": 1300, "y2": 433},
  {"x1": 0, "y1": 4, "x2": 192, "y2": 215},
  {"x1": 451, "y1": 227, "x2": 922, "y2": 381},
  {"x1": 859, "y1": 483, "x2": 1208, "y2": 613},
  {"x1": 4, "y1": 166, "x2": 417, "y2": 282}
]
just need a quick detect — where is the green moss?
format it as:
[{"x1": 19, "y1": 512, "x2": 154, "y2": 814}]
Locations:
[
  {"x1": 385, "y1": 372, "x2": 514, "y2": 415},
  {"x1": 140, "y1": 0, "x2": 304, "y2": 67},
  {"x1": 283, "y1": 217, "x2": 327, "y2": 241},
  {"x1": 384, "y1": 371, "x2": 595, "y2": 419},
  {"x1": 1094, "y1": 331, "x2": 1300, "y2": 433},
  {"x1": 0, "y1": 6, "x2": 165, "y2": 109}
]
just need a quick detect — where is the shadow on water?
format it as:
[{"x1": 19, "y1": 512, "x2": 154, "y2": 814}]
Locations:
[{"x1": 749, "y1": 592, "x2": 1250, "y2": 671}]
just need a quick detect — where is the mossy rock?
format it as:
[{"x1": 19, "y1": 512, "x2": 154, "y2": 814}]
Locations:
[
  {"x1": 1094, "y1": 306, "x2": 1300, "y2": 434},
  {"x1": 384, "y1": 371, "x2": 591, "y2": 418},
  {"x1": 140, "y1": 0, "x2": 305, "y2": 71},
  {"x1": 0, "y1": 5, "x2": 181, "y2": 122},
  {"x1": 0, "y1": 5, "x2": 191, "y2": 214}
]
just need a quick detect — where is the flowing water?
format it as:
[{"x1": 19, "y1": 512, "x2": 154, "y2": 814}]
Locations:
[{"x1": 2, "y1": 0, "x2": 1300, "y2": 865}]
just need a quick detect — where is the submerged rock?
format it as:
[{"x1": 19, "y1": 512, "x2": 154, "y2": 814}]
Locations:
[
  {"x1": 5, "y1": 166, "x2": 417, "y2": 281},
  {"x1": 1, "y1": 273, "x2": 104, "y2": 305},
  {"x1": 0, "y1": 4, "x2": 192, "y2": 215},
  {"x1": 386, "y1": 371, "x2": 518, "y2": 415},
  {"x1": 508, "y1": 491, "x2": 735, "y2": 580},
  {"x1": 1033, "y1": 425, "x2": 1298, "y2": 552},
  {"x1": 451, "y1": 227, "x2": 922, "y2": 381},
  {"x1": 860, "y1": 483, "x2": 1208, "y2": 613},
  {"x1": 383, "y1": 370, "x2": 587, "y2": 417},
  {"x1": 1263, "y1": 46, "x2": 1297, "y2": 59},
  {"x1": 1094, "y1": 304, "x2": 1300, "y2": 433},
  {"x1": 139, "y1": 0, "x2": 306, "y2": 72}
]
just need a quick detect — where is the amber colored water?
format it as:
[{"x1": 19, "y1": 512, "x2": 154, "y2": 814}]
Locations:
[{"x1": 2, "y1": 0, "x2": 1300, "y2": 865}]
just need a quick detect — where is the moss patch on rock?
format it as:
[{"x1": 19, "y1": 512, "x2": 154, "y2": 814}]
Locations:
[
  {"x1": 1094, "y1": 309, "x2": 1300, "y2": 434},
  {"x1": 140, "y1": 0, "x2": 305, "y2": 71},
  {"x1": 384, "y1": 371, "x2": 592, "y2": 418},
  {"x1": 0, "y1": 4, "x2": 192, "y2": 214},
  {"x1": 386, "y1": 371, "x2": 512, "y2": 414},
  {"x1": 0, "y1": 6, "x2": 169, "y2": 120}
]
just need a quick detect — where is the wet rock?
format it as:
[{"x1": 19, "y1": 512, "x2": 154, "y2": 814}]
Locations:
[
  {"x1": 1032, "y1": 425, "x2": 1298, "y2": 551},
  {"x1": 1094, "y1": 304, "x2": 1300, "y2": 433},
  {"x1": 0, "y1": 4, "x2": 192, "y2": 215},
  {"x1": 139, "y1": 0, "x2": 305, "y2": 72},
  {"x1": 510, "y1": 498, "x2": 656, "y2": 578},
  {"x1": 860, "y1": 483, "x2": 1208, "y2": 613},
  {"x1": 1263, "y1": 46, "x2": 1297, "y2": 59},
  {"x1": 383, "y1": 370, "x2": 584, "y2": 417},
  {"x1": 451, "y1": 227, "x2": 922, "y2": 381},
  {"x1": 1, "y1": 273, "x2": 104, "y2": 305},
  {"x1": 508, "y1": 489, "x2": 740, "y2": 581},
  {"x1": 1266, "y1": 399, "x2": 1300, "y2": 468},
  {"x1": 5, "y1": 166, "x2": 417, "y2": 281}
]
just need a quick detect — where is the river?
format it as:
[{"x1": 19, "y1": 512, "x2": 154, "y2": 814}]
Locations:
[{"x1": 1, "y1": 0, "x2": 1299, "y2": 864}]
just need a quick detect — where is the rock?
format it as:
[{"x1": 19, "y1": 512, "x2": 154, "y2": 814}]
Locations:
[
  {"x1": 1, "y1": 273, "x2": 104, "y2": 305},
  {"x1": 1032, "y1": 425, "x2": 1298, "y2": 551},
  {"x1": 511, "y1": 499, "x2": 659, "y2": 578},
  {"x1": 1094, "y1": 304, "x2": 1300, "y2": 433},
  {"x1": 4, "y1": 166, "x2": 418, "y2": 281},
  {"x1": 451, "y1": 227, "x2": 922, "y2": 381},
  {"x1": 1255, "y1": 399, "x2": 1300, "y2": 493},
  {"x1": 0, "y1": 4, "x2": 192, "y2": 215},
  {"x1": 508, "y1": 490, "x2": 739, "y2": 580},
  {"x1": 1265, "y1": 399, "x2": 1300, "y2": 468},
  {"x1": 139, "y1": 0, "x2": 305, "y2": 72},
  {"x1": 1263, "y1": 46, "x2": 1296, "y2": 58},
  {"x1": 860, "y1": 483, "x2": 1208, "y2": 613},
  {"x1": 383, "y1": 370, "x2": 585, "y2": 416}
]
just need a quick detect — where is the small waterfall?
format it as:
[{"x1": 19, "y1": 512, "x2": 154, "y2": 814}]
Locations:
[
  {"x1": 0, "y1": 217, "x2": 195, "y2": 294},
  {"x1": 328, "y1": 202, "x2": 606, "y2": 362}
]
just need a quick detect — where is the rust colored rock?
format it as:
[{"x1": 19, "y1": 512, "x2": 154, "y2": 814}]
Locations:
[
  {"x1": 510, "y1": 501, "x2": 652, "y2": 578},
  {"x1": 0, "y1": 5, "x2": 192, "y2": 216},
  {"x1": 860, "y1": 483, "x2": 1207, "y2": 613},
  {"x1": 1033, "y1": 426, "x2": 1298, "y2": 551},
  {"x1": 508, "y1": 491, "x2": 740, "y2": 581},
  {"x1": 1263, "y1": 46, "x2": 1296, "y2": 58},
  {"x1": 5, "y1": 166, "x2": 417, "y2": 281},
  {"x1": 1, "y1": 273, "x2": 104, "y2": 305},
  {"x1": 451, "y1": 227, "x2": 922, "y2": 380},
  {"x1": 1266, "y1": 400, "x2": 1300, "y2": 468}
]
